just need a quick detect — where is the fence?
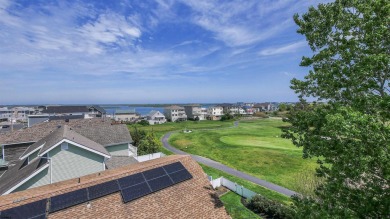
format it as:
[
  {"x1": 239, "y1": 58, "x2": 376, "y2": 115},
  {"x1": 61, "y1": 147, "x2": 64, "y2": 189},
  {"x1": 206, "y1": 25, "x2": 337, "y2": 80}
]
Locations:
[
  {"x1": 210, "y1": 176, "x2": 257, "y2": 199},
  {"x1": 135, "y1": 152, "x2": 165, "y2": 162}
]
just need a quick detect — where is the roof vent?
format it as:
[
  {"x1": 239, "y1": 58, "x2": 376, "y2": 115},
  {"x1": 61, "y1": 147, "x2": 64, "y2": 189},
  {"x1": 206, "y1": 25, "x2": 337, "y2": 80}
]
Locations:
[
  {"x1": 57, "y1": 125, "x2": 61, "y2": 128},
  {"x1": 65, "y1": 119, "x2": 69, "y2": 122}
]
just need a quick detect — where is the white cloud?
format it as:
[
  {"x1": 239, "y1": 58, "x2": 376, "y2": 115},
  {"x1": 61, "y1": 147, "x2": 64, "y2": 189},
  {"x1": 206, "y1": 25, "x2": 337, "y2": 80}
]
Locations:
[{"x1": 258, "y1": 41, "x2": 307, "y2": 56}]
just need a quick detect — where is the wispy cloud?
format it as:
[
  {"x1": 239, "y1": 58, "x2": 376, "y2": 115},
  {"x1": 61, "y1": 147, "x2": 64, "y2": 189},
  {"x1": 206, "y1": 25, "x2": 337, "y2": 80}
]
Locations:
[{"x1": 258, "y1": 41, "x2": 307, "y2": 56}]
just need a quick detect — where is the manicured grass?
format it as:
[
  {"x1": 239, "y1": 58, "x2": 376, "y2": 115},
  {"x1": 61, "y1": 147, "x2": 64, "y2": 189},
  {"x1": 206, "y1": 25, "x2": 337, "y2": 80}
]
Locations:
[
  {"x1": 200, "y1": 163, "x2": 291, "y2": 205},
  {"x1": 220, "y1": 192, "x2": 261, "y2": 219},
  {"x1": 128, "y1": 120, "x2": 234, "y2": 139},
  {"x1": 169, "y1": 118, "x2": 319, "y2": 194}
]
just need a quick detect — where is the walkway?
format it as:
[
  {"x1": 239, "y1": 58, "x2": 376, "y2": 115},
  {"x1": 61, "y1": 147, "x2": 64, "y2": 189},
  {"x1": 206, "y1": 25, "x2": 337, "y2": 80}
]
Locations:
[{"x1": 161, "y1": 121, "x2": 297, "y2": 197}]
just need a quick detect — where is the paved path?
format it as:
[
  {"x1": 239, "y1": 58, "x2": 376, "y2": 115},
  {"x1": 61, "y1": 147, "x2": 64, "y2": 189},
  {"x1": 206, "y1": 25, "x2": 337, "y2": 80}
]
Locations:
[{"x1": 161, "y1": 122, "x2": 297, "y2": 197}]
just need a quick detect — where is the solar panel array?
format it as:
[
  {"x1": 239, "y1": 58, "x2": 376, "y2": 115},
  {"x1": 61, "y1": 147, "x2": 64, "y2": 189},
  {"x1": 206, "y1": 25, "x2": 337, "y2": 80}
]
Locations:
[
  {"x1": 0, "y1": 162, "x2": 192, "y2": 218},
  {"x1": 119, "y1": 162, "x2": 192, "y2": 203}
]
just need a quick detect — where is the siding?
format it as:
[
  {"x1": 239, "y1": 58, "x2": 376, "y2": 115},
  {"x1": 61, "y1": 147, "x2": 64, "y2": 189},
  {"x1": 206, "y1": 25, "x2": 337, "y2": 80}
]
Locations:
[
  {"x1": 13, "y1": 168, "x2": 50, "y2": 192},
  {"x1": 50, "y1": 143, "x2": 104, "y2": 183},
  {"x1": 106, "y1": 143, "x2": 129, "y2": 156}
]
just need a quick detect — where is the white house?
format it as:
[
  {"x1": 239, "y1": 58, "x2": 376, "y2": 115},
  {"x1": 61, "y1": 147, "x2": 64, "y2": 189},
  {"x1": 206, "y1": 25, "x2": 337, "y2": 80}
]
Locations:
[
  {"x1": 207, "y1": 106, "x2": 223, "y2": 120},
  {"x1": 146, "y1": 110, "x2": 166, "y2": 125}
]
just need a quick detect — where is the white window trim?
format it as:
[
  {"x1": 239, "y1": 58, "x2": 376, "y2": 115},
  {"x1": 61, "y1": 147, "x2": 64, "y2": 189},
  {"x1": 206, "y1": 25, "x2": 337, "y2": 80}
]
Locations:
[{"x1": 40, "y1": 139, "x2": 110, "y2": 159}]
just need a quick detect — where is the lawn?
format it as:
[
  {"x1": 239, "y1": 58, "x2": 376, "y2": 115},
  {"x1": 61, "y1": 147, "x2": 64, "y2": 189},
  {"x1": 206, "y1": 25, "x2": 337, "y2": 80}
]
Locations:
[
  {"x1": 168, "y1": 118, "x2": 319, "y2": 194},
  {"x1": 220, "y1": 192, "x2": 261, "y2": 219},
  {"x1": 127, "y1": 120, "x2": 234, "y2": 139}
]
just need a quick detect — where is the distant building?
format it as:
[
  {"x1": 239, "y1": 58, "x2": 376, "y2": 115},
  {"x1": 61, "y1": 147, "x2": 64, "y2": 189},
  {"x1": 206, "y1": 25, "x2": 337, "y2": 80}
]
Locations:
[
  {"x1": 207, "y1": 106, "x2": 223, "y2": 120},
  {"x1": 146, "y1": 110, "x2": 166, "y2": 125},
  {"x1": 0, "y1": 107, "x2": 35, "y2": 123},
  {"x1": 41, "y1": 105, "x2": 106, "y2": 118},
  {"x1": 164, "y1": 106, "x2": 187, "y2": 122},
  {"x1": 184, "y1": 105, "x2": 207, "y2": 120},
  {"x1": 114, "y1": 109, "x2": 140, "y2": 122}
]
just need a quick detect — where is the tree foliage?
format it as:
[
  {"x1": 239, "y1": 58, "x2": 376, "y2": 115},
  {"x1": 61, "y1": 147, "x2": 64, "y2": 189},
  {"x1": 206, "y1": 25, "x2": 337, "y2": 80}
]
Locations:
[
  {"x1": 283, "y1": 0, "x2": 389, "y2": 218},
  {"x1": 137, "y1": 132, "x2": 162, "y2": 156}
]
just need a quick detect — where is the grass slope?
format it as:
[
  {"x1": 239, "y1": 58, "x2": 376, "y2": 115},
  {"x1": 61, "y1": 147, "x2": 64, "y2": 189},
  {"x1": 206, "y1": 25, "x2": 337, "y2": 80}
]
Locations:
[{"x1": 220, "y1": 192, "x2": 261, "y2": 219}]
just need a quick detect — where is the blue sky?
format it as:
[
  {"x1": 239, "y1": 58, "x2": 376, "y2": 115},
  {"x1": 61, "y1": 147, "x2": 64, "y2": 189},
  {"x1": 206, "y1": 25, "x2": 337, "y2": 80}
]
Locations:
[{"x1": 0, "y1": 0, "x2": 329, "y2": 104}]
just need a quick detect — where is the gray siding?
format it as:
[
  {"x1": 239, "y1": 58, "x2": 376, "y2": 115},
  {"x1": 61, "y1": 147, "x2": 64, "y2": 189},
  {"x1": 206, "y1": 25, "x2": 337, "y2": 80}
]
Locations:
[
  {"x1": 50, "y1": 143, "x2": 104, "y2": 183},
  {"x1": 106, "y1": 143, "x2": 129, "y2": 156},
  {"x1": 13, "y1": 167, "x2": 50, "y2": 193}
]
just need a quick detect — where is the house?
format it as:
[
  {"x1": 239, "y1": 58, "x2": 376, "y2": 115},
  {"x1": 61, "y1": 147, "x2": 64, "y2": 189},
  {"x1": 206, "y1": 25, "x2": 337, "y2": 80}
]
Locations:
[
  {"x1": 0, "y1": 120, "x2": 136, "y2": 195},
  {"x1": 184, "y1": 105, "x2": 207, "y2": 120},
  {"x1": 0, "y1": 107, "x2": 35, "y2": 123},
  {"x1": 0, "y1": 118, "x2": 136, "y2": 174},
  {"x1": 207, "y1": 106, "x2": 223, "y2": 120},
  {"x1": 146, "y1": 110, "x2": 166, "y2": 125},
  {"x1": 164, "y1": 105, "x2": 187, "y2": 122},
  {"x1": 253, "y1": 103, "x2": 273, "y2": 112},
  {"x1": 114, "y1": 109, "x2": 140, "y2": 122},
  {"x1": 0, "y1": 155, "x2": 230, "y2": 218}
]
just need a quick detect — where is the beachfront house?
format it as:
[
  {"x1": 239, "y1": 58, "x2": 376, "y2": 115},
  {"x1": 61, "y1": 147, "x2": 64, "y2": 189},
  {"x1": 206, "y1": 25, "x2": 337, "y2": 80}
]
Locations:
[
  {"x1": 184, "y1": 105, "x2": 207, "y2": 120},
  {"x1": 207, "y1": 106, "x2": 223, "y2": 120},
  {"x1": 164, "y1": 106, "x2": 187, "y2": 122},
  {"x1": 146, "y1": 110, "x2": 166, "y2": 125},
  {"x1": 114, "y1": 109, "x2": 140, "y2": 122}
]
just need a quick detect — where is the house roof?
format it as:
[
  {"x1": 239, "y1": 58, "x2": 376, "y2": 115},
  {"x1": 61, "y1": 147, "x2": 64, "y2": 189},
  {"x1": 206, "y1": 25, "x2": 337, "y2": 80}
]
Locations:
[
  {"x1": 105, "y1": 156, "x2": 138, "y2": 169},
  {"x1": 0, "y1": 155, "x2": 230, "y2": 218},
  {"x1": 0, "y1": 118, "x2": 132, "y2": 146},
  {"x1": 89, "y1": 105, "x2": 106, "y2": 114},
  {"x1": 42, "y1": 106, "x2": 90, "y2": 114},
  {"x1": 0, "y1": 157, "x2": 49, "y2": 195},
  {"x1": 147, "y1": 110, "x2": 164, "y2": 117},
  {"x1": 20, "y1": 125, "x2": 111, "y2": 159},
  {"x1": 165, "y1": 105, "x2": 184, "y2": 110},
  {"x1": 115, "y1": 109, "x2": 136, "y2": 115}
]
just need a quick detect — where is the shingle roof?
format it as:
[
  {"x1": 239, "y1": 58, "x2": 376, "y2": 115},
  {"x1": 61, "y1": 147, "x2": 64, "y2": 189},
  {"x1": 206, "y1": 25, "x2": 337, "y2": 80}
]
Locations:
[
  {"x1": 89, "y1": 105, "x2": 106, "y2": 114},
  {"x1": 105, "y1": 156, "x2": 138, "y2": 169},
  {"x1": 0, "y1": 157, "x2": 49, "y2": 195},
  {"x1": 0, "y1": 155, "x2": 230, "y2": 218},
  {"x1": 41, "y1": 106, "x2": 89, "y2": 114},
  {"x1": 165, "y1": 105, "x2": 184, "y2": 110},
  {"x1": 0, "y1": 118, "x2": 132, "y2": 146}
]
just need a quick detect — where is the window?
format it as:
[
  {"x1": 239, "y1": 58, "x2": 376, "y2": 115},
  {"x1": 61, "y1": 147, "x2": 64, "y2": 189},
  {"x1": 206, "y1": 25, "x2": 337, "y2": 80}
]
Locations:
[{"x1": 61, "y1": 142, "x2": 69, "y2": 150}]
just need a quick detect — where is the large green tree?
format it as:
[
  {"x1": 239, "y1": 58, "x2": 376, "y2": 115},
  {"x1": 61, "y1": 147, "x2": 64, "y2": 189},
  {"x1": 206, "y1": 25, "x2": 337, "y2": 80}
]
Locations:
[{"x1": 283, "y1": 0, "x2": 389, "y2": 218}]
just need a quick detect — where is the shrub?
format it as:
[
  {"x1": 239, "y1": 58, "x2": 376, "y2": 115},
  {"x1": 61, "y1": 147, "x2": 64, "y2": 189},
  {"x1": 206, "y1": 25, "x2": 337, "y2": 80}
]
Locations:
[
  {"x1": 220, "y1": 113, "x2": 234, "y2": 121},
  {"x1": 137, "y1": 120, "x2": 150, "y2": 126},
  {"x1": 243, "y1": 195, "x2": 295, "y2": 219},
  {"x1": 253, "y1": 112, "x2": 268, "y2": 118}
]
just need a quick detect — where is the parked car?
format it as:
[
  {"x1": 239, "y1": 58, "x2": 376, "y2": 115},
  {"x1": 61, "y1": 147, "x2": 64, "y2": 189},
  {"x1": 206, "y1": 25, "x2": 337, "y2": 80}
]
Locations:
[{"x1": 2, "y1": 125, "x2": 10, "y2": 128}]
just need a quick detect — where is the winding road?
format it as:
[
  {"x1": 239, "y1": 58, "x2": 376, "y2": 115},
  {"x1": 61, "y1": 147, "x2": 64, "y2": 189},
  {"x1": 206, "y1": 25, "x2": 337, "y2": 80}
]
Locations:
[{"x1": 161, "y1": 121, "x2": 297, "y2": 197}]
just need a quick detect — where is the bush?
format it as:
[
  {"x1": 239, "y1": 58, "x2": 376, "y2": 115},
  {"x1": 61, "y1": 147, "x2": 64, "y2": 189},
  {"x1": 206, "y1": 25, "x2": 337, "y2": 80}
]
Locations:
[
  {"x1": 137, "y1": 120, "x2": 150, "y2": 126},
  {"x1": 243, "y1": 195, "x2": 295, "y2": 219},
  {"x1": 220, "y1": 113, "x2": 234, "y2": 121},
  {"x1": 253, "y1": 112, "x2": 269, "y2": 118}
]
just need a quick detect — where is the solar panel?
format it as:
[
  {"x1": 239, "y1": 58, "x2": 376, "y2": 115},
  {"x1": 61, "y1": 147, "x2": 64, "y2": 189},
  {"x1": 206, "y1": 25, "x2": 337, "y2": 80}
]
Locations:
[
  {"x1": 117, "y1": 173, "x2": 145, "y2": 189},
  {"x1": 142, "y1": 167, "x2": 166, "y2": 180},
  {"x1": 50, "y1": 188, "x2": 88, "y2": 213},
  {"x1": 163, "y1": 162, "x2": 185, "y2": 174},
  {"x1": 120, "y1": 182, "x2": 152, "y2": 203},
  {"x1": 88, "y1": 180, "x2": 119, "y2": 200},
  {"x1": 148, "y1": 175, "x2": 174, "y2": 192},
  {"x1": 0, "y1": 199, "x2": 47, "y2": 219},
  {"x1": 169, "y1": 169, "x2": 193, "y2": 184}
]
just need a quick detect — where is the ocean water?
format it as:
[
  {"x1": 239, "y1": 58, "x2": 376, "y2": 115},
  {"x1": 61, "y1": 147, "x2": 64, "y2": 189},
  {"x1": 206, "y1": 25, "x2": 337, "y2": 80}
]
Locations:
[{"x1": 102, "y1": 106, "x2": 164, "y2": 116}]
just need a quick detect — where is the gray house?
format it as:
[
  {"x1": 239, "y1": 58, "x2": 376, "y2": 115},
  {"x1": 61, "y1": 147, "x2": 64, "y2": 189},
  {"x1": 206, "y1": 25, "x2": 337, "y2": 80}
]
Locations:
[
  {"x1": 0, "y1": 125, "x2": 111, "y2": 195},
  {"x1": 146, "y1": 110, "x2": 166, "y2": 125},
  {"x1": 0, "y1": 119, "x2": 136, "y2": 195},
  {"x1": 164, "y1": 105, "x2": 187, "y2": 122}
]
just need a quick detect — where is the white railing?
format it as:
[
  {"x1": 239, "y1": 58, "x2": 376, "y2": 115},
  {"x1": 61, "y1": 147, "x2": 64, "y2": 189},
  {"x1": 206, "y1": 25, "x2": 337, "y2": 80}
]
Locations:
[
  {"x1": 135, "y1": 152, "x2": 165, "y2": 162},
  {"x1": 209, "y1": 176, "x2": 257, "y2": 199}
]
